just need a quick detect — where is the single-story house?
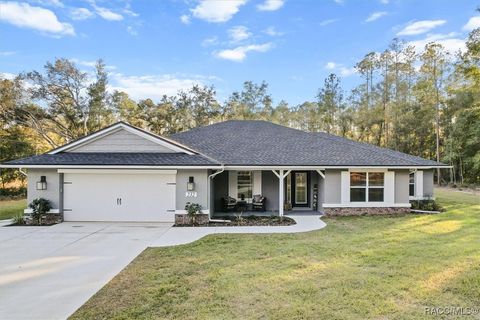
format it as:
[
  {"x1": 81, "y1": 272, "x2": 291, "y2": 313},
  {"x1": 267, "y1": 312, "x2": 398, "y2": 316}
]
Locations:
[{"x1": 1, "y1": 120, "x2": 448, "y2": 222}]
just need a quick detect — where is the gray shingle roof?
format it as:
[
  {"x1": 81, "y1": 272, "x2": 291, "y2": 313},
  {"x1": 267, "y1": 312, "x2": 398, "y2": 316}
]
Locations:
[
  {"x1": 170, "y1": 120, "x2": 444, "y2": 167},
  {"x1": 4, "y1": 153, "x2": 220, "y2": 166}
]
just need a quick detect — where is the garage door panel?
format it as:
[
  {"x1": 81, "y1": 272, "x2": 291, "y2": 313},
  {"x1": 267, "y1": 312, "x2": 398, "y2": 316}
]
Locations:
[{"x1": 64, "y1": 173, "x2": 176, "y2": 222}]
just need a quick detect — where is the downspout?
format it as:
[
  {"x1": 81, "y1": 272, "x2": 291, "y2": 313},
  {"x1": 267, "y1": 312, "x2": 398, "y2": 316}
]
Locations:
[
  {"x1": 19, "y1": 168, "x2": 28, "y2": 177},
  {"x1": 207, "y1": 166, "x2": 231, "y2": 223}
]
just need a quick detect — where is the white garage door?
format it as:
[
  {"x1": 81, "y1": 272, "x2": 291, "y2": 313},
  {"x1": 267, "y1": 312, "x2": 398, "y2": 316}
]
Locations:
[{"x1": 63, "y1": 171, "x2": 176, "y2": 222}]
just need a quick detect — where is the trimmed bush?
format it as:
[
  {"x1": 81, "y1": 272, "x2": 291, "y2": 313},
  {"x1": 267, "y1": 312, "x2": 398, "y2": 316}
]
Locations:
[
  {"x1": 410, "y1": 199, "x2": 442, "y2": 211},
  {"x1": 0, "y1": 187, "x2": 27, "y2": 199},
  {"x1": 28, "y1": 198, "x2": 52, "y2": 224}
]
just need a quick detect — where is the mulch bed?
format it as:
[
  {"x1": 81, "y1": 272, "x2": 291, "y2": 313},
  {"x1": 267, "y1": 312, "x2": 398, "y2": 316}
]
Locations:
[{"x1": 175, "y1": 216, "x2": 296, "y2": 227}]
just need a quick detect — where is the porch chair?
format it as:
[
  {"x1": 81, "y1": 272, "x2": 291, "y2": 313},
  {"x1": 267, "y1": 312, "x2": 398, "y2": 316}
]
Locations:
[
  {"x1": 222, "y1": 196, "x2": 237, "y2": 212},
  {"x1": 252, "y1": 194, "x2": 266, "y2": 212}
]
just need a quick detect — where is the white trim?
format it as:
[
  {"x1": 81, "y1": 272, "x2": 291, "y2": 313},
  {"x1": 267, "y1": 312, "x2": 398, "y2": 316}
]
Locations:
[
  {"x1": 1, "y1": 164, "x2": 451, "y2": 170},
  {"x1": 0, "y1": 165, "x2": 220, "y2": 169},
  {"x1": 24, "y1": 208, "x2": 60, "y2": 214},
  {"x1": 349, "y1": 168, "x2": 388, "y2": 173},
  {"x1": 323, "y1": 203, "x2": 411, "y2": 208},
  {"x1": 49, "y1": 123, "x2": 195, "y2": 155},
  {"x1": 174, "y1": 209, "x2": 210, "y2": 214},
  {"x1": 225, "y1": 165, "x2": 451, "y2": 170},
  {"x1": 271, "y1": 170, "x2": 281, "y2": 179},
  {"x1": 415, "y1": 170, "x2": 424, "y2": 198},
  {"x1": 58, "y1": 169, "x2": 177, "y2": 174},
  {"x1": 316, "y1": 169, "x2": 325, "y2": 179},
  {"x1": 279, "y1": 169, "x2": 284, "y2": 216}
]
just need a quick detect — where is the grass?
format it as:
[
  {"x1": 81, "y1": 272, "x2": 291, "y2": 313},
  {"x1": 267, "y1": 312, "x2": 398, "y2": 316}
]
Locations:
[
  {"x1": 71, "y1": 189, "x2": 480, "y2": 320},
  {"x1": 0, "y1": 198, "x2": 26, "y2": 220}
]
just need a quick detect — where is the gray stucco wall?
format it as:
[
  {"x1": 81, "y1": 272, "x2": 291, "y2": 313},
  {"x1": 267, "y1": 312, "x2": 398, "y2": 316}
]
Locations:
[
  {"x1": 324, "y1": 170, "x2": 342, "y2": 204},
  {"x1": 262, "y1": 171, "x2": 279, "y2": 211},
  {"x1": 395, "y1": 170, "x2": 410, "y2": 204},
  {"x1": 27, "y1": 169, "x2": 61, "y2": 209},
  {"x1": 70, "y1": 129, "x2": 177, "y2": 153},
  {"x1": 423, "y1": 170, "x2": 434, "y2": 197},
  {"x1": 176, "y1": 169, "x2": 209, "y2": 211}
]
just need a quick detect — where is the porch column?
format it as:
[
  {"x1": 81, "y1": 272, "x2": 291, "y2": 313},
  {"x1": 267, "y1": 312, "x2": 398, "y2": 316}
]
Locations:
[
  {"x1": 279, "y1": 169, "x2": 284, "y2": 217},
  {"x1": 272, "y1": 169, "x2": 291, "y2": 217}
]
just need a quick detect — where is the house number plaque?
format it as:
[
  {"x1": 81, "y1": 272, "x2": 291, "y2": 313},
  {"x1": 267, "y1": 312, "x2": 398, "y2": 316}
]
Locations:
[{"x1": 185, "y1": 191, "x2": 198, "y2": 197}]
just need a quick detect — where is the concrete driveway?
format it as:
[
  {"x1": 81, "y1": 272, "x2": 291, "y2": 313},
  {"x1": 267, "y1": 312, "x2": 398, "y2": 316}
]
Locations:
[
  {"x1": 0, "y1": 222, "x2": 172, "y2": 320},
  {"x1": 0, "y1": 215, "x2": 326, "y2": 320}
]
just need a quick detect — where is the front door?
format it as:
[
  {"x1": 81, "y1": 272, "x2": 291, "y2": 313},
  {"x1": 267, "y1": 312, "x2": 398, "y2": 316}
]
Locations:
[{"x1": 291, "y1": 171, "x2": 310, "y2": 207}]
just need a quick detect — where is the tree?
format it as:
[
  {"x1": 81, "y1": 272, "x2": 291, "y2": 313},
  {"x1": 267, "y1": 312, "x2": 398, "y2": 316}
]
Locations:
[
  {"x1": 23, "y1": 58, "x2": 114, "y2": 145},
  {"x1": 317, "y1": 74, "x2": 344, "y2": 134},
  {"x1": 225, "y1": 81, "x2": 272, "y2": 120},
  {"x1": 417, "y1": 43, "x2": 448, "y2": 184}
]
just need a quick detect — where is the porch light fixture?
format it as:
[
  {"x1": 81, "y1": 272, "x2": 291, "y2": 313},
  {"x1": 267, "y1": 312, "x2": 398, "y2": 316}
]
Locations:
[
  {"x1": 187, "y1": 176, "x2": 195, "y2": 191},
  {"x1": 36, "y1": 176, "x2": 47, "y2": 190}
]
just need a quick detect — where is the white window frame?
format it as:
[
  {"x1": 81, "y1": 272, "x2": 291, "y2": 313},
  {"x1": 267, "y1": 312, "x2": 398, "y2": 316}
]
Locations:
[
  {"x1": 349, "y1": 171, "x2": 385, "y2": 203},
  {"x1": 409, "y1": 170, "x2": 424, "y2": 200},
  {"x1": 409, "y1": 171, "x2": 415, "y2": 197}
]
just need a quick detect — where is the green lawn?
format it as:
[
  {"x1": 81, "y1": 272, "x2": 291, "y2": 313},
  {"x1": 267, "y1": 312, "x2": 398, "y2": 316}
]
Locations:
[
  {"x1": 71, "y1": 189, "x2": 480, "y2": 320},
  {"x1": 0, "y1": 198, "x2": 26, "y2": 220}
]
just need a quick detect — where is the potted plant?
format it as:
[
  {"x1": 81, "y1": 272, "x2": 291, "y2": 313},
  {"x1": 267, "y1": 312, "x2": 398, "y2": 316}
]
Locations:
[
  {"x1": 28, "y1": 198, "x2": 52, "y2": 225},
  {"x1": 185, "y1": 202, "x2": 202, "y2": 225}
]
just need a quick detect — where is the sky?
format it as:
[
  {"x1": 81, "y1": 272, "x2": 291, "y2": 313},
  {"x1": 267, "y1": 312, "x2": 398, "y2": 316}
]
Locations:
[{"x1": 0, "y1": 0, "x2": 478, "y2": 105}]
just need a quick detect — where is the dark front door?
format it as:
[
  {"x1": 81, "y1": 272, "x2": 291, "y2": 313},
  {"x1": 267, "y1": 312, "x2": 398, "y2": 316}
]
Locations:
[{"x1": 291, "y1": 171, "x2": 310, "y2": 207}]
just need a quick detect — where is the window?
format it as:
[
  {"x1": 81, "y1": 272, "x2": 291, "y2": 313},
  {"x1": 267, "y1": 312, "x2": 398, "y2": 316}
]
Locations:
[
  {"x1": 286, "y1": 173, "x2": 292, "y2": 204},
  {"x1": 295, "y1": 172, "x2": 307, "y2": 204},
  {"x1": 237, "y1": 171, "x2": 252, "y2": 199},
  {"x1": 350, "y1": 172, "x2": 384, "y2": 202},
  {"x1": 409, "y1": 172, "x2": 415, "y2": 197}
]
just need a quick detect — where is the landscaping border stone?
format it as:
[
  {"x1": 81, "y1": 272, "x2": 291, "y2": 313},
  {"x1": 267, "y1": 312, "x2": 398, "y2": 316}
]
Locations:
[{"x1": 324, "y1": 207, "x2": 410, "y2": 216}]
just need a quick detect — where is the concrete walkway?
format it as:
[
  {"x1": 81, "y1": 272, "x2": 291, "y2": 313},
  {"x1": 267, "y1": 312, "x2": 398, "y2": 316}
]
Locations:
[
  {"x1": 150, "y1": 215, "x2": 327, "y2": 247},
  {"x1": 0, "y1": 215, "x2": 325, "y2": 320}
]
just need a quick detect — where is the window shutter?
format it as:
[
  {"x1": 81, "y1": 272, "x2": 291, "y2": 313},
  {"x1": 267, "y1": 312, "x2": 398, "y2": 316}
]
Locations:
[
  {"x1": 415, "y1": 170, "x2": 424, "y2": 198},
  {"x1": 341, "y1": 171, "x2": 350, "y2": 204},
  {"x1": 384, "y1": 171, "x2": 395, "y2": 203}
]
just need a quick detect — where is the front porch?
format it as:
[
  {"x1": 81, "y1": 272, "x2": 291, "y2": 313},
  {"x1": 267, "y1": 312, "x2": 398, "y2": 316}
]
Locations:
[{"x1": 210, "y1": 169, "x2": 325, "y2": 218}]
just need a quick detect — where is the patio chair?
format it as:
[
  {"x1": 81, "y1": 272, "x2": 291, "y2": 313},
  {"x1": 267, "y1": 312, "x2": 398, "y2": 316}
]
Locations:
[
  {"x1": 222, "y1": 196, "x2": 237, "y2": 212},
  {"x1": 252, "y1": 194, "x2": 266, "y2": 211}
]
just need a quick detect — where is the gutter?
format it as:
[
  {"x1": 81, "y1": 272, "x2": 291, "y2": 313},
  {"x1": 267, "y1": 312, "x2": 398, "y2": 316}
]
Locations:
[{"x1": 207, "y1": 166, "x2": 231, "y2": 223}]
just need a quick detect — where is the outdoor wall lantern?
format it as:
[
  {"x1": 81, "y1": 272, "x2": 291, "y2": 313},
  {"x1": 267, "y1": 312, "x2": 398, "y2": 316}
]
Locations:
[
  {"x1": 187, "y1": 176, "x2": 195, "y2": 191},
  {"x1": 36, "y1": 176, "x2": 47, "y2": 190}
]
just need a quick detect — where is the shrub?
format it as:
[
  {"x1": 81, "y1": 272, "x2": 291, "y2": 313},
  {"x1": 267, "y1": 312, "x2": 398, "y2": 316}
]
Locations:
[
  {"x1": 410, "y1": 199, "x2": 442, "y2": 211},
  {"x1": 12, "y1": 214, "x2": 25, "y2": 225},
  {"x1": 185, "y1": 202, "x2": 202, "y2": 225},
  {"x1": 28, "y1": 198, "x2": 52, "y2": 224},
  {"x1": 0, "y1": 186, "x2": 27, "y2": 199}
]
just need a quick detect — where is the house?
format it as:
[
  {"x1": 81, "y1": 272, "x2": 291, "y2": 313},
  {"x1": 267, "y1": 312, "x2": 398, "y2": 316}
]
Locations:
[{"x1": 0, "y1": 120, "x2": 448, "y2": 222}]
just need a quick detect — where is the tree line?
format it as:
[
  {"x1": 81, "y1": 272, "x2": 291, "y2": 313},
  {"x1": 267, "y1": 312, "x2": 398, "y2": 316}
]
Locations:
[{"x1": 1, "y1": 29, "x2": 479, "y2": 186}]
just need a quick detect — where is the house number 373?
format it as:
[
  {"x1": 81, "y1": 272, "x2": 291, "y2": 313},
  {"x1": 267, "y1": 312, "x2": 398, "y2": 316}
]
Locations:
[{"x1": 185, "y1": 191, "x2": 198, "y2": 197}]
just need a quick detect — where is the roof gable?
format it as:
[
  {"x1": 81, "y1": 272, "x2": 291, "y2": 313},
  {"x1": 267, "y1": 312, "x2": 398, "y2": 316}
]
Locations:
[{"x1": 50, "y1": 122, "x2": 196, "y2": 155}]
